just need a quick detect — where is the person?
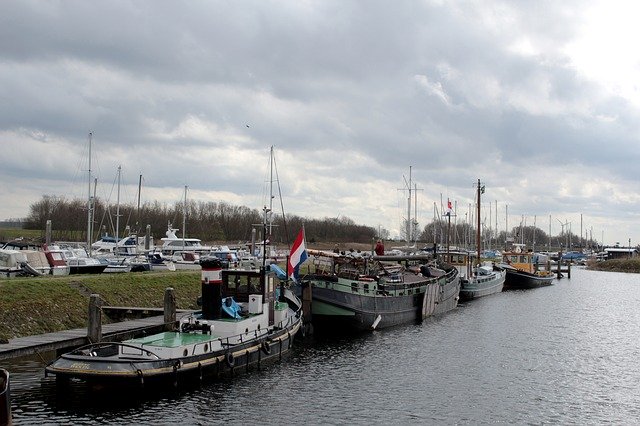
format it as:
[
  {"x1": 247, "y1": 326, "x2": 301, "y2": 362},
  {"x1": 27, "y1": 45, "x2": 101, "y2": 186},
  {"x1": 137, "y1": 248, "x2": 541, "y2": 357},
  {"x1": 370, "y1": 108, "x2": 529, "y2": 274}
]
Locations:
[{"x1": 374, "y1": 240, "x2": 384, "y2": 256}]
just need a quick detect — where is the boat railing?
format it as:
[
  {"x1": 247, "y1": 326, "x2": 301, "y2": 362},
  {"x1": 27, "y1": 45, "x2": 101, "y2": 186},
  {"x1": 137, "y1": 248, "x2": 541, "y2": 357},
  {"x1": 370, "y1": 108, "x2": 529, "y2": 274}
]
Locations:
[{"x1": 62, "y1": 342, "x2": 163, "y2": 360}]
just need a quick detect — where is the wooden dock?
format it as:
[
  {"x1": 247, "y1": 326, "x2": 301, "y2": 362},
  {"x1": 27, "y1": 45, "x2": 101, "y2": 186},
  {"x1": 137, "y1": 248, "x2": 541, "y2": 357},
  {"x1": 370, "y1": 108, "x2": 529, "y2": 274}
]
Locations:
[
  {"x1": 0, "y1": 288, "x2": 194, "y2": 362},
  {"x1": 0, "y1": 315, "x2": 171, "y2": 362}
]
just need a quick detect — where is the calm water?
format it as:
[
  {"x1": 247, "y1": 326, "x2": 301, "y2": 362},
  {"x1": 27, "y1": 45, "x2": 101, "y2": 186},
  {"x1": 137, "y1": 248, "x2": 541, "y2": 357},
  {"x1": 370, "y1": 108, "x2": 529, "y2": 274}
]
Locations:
[{"x1": 5, "y1": 267, "x2": 640, "y2": 425}]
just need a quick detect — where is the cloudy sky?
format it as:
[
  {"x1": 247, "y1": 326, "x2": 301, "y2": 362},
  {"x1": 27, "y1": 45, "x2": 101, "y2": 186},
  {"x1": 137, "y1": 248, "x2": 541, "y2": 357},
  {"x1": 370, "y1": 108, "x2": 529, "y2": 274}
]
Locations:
[{"x1": 1, "y1": 0, "x2": 639, "y2": 246}]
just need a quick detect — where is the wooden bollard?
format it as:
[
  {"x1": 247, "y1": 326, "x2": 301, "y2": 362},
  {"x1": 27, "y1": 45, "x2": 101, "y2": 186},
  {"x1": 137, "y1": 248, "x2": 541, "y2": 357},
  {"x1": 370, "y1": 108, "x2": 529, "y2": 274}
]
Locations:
[
  {"x1": 88, "y1": 294, "x2": 102, "y2": 343},
  {"x1": 164, "y1": 287, "x2": 176, "y2": 331},
  {"x1": 301, "y1": 282, "x2": 313, "y2": 336}
]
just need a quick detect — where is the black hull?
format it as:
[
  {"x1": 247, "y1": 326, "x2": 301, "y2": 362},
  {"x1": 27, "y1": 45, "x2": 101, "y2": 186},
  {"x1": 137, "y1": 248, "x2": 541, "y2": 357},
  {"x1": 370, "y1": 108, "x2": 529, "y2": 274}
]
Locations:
[
  {"x1": 503, "y1": 269, "x2": 554, "y2": 289},
  {"x1": 310, "y1": 269, "x2": 460, "y2": 332},
  {"x1": 69, "y1": 265, "x2": 108, "y2": 275},
  {"x1": 45, "y1": 322, "x2": 300, "y2": 387},
  {"x1": 0, "y1": 368, "x2": 10, "y2": 426}
]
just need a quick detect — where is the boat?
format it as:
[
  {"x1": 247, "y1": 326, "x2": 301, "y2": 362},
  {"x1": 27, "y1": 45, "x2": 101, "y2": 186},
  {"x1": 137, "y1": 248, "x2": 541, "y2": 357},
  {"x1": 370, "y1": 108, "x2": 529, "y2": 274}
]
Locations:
[
  {"x1": 42, "y1": 243, "x2": 71, "y2": 276},
  {"x1": 498, "y1": 244, "x2": 555, "y2": 289},
  {"x1": 47, "y1": 244, "x2": 108, "y2": 275},
  {"x1": 45, "y1": 255, "x2": 302, "y2": 386},
  {"x1": 0, "y1": 368, "x2": 10, "y2": 425},
  {"x1": 302, "y1": 250, "x2": 460, "y2": 332},
  {"x1": 448, "y1": 180, "x2": 505, "y2": 301},
  {"x1": 0, "y1": 249, "x2": 48, "y2": 278}
]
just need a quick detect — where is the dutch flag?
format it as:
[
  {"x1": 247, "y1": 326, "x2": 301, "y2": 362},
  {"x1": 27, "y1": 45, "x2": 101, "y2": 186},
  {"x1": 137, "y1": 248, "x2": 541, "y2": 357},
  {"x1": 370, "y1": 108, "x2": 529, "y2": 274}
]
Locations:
[{"x1": 288, "y1": 227, "x2": 308, "y2": 282}]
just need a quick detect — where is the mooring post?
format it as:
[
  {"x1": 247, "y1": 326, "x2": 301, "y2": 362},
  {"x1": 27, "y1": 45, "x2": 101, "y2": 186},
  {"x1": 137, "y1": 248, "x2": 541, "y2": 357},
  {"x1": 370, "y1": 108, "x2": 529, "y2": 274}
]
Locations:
[
  {"x1": 302, "y1": 282, "x2": 313, "y2": 336},
  {"x1": 88, "y1": 294, "x2": 103, "y2": 343},
  {"x1": 164, "y1": 287, "x2": 176, "y2": 331},
  {"x1": 557, "y1": 250, "x2": 562, "y2": 279},
  {"x1": 567, "y1": 261, "x2": 571, "y2": 279}
]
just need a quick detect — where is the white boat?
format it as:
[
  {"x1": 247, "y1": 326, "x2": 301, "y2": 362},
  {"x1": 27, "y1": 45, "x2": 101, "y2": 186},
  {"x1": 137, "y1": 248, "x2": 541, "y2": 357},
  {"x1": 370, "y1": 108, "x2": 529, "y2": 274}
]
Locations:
[
  {"x1": 160, "y1": 223, "x2": 213, "y2": 256},
  {"x1": 0, "y1": 249, "x2": 28, "y2": 277},
  {"x1": 48, "y1": 244, "x2": 108, "y2": 275},
  {"x1": 92, "y1": 234, "x2": 153, "y2": 257}
]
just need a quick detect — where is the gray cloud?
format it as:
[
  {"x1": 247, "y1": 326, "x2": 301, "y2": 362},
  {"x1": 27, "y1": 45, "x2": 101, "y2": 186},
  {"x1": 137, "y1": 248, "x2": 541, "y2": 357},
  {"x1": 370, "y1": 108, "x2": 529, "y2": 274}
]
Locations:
[{"x1": 1, "y1": 0, "x2": 638, "y2": 244}]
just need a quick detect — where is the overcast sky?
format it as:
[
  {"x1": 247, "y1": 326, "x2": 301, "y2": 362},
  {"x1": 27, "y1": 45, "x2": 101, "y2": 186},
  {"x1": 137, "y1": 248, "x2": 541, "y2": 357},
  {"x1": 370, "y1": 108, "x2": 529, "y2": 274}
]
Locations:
[{"x1": 1, "y1": 0, "x2": 639, "y2": 247}]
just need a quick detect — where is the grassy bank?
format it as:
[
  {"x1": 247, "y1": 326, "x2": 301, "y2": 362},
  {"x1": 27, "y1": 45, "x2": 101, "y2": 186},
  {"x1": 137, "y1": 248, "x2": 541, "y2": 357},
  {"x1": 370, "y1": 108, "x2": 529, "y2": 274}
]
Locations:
[
  {"x1": 0, "y1": 271, "x2": 202, "y2": 341},
  {"x1": 587, "y1": 258, "x2": 640, "y2": 273}
]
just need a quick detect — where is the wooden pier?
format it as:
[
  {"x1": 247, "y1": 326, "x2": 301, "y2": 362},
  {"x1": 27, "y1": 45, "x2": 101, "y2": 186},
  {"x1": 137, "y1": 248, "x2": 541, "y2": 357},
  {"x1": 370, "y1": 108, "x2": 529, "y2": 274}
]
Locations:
[{"x1": 0, "y1": 287, "x2": 192, "y2": 362}]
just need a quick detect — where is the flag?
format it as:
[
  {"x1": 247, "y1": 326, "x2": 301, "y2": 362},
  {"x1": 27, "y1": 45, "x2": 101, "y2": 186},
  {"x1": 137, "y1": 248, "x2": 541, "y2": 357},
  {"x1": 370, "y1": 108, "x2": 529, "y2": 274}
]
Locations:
[
  {"x1": 447, "y1": 199, "x2": 453, "y2": 216},
  {"x1": 288, "y1": 227, "x2": 308, "y2": 282}
]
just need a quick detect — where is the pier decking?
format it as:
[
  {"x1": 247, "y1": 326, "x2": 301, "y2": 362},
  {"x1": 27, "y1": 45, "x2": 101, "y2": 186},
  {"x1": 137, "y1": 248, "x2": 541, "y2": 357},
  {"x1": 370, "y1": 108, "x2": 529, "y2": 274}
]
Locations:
[{"x1": 0, "y1": 315, "x2": 175, "y2": 361}]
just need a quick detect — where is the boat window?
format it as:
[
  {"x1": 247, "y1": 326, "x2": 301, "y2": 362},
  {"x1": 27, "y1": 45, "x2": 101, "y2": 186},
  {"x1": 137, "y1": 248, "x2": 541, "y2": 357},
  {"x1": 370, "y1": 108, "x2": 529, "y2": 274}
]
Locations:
[{"x1": 510, "y1": 256, "x2": 518, "y2": 263}]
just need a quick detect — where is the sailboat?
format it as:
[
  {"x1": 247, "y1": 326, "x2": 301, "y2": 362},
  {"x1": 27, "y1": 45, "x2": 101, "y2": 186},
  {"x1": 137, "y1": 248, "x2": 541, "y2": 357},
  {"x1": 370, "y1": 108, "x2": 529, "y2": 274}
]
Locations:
[
  {"x1": 302, "y1": 167, "x2": 460, "y2": 332},
  {"x1": 447, "y1": 179, "x2": 506, "y2": 301}
]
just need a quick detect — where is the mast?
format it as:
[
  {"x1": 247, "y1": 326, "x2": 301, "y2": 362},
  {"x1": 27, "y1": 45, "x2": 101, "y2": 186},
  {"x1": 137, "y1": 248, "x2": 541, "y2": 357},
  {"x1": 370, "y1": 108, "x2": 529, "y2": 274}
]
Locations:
[
  {"x1": 136, "y1": 174, "x2": 142, "y2": 233},
  {"x1": 406, "y1": 166, "x2": 412, "y2": 245},
  {"x1": 476, "y1": 179, "x2": 481, "y2": 268},
  {"x1": 183, "y1": 185, "x2": 188, "y2": 250},
  {"x1": 116, "y1": 165, "x2": 121, "y2": 254},
  {"x1": 86, "y1": 132, "x2": 93, "y2": 252}
]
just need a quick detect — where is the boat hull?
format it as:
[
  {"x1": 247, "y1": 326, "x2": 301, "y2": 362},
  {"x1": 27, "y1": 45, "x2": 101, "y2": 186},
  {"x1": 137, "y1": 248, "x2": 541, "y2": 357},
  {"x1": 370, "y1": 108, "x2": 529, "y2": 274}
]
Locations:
[
  {"x1": 459, "y1": 270, "x2": 506, "y2": 301},
  {"x1": 309, "y1": 268, "x2": 460, "y2": 332},
  {"x1": 69, "y1": 264, "x2": 108, "y2": 274},
  {"x1": 0, "y1": 368, "x2": 10, "y2": 425},
  {"x1": 45, "y1": 320, "x2": 301, "y2": 386},
  {"x1": 503, "y1": 269, "x2": 554, "y2": 289}
]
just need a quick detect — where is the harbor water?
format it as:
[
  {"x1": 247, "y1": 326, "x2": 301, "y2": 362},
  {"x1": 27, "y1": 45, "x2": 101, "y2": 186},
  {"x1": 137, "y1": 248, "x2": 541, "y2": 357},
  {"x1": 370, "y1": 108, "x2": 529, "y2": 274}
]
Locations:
[{"x1": 5, "y1": 267, "x2": 640, "y2": 424}]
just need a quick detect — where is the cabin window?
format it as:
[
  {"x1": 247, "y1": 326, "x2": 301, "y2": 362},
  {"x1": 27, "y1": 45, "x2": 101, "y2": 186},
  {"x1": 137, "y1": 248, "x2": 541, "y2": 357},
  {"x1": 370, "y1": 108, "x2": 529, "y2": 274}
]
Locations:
[{"x1": 510, "y1": 256, "x2": 518, "y2": 263}]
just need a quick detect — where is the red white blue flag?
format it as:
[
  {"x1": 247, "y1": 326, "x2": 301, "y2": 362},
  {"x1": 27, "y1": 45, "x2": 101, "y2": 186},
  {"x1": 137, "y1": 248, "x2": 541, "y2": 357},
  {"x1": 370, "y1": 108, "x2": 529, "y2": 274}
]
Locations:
[{"x1": 288, "y1": 227, "x2": 308, "y2": 282}]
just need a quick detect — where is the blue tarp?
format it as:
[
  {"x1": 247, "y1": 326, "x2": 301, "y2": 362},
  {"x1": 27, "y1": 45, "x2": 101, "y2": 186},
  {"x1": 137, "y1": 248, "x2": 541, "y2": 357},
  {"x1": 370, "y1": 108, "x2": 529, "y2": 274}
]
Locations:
[
  {"x1": 221, "y1": 297, "x2": 242, "y2": 319},
  {"x1": 269, "y1": 264, "x2": 288, "y2": 280}
]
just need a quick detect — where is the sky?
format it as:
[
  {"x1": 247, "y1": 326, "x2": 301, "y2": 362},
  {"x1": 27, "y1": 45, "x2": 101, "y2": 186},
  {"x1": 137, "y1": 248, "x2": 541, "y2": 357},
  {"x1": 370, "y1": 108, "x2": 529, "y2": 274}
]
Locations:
[{"x1": 1, "y1": 0, "x2": 639, "y2": 247}]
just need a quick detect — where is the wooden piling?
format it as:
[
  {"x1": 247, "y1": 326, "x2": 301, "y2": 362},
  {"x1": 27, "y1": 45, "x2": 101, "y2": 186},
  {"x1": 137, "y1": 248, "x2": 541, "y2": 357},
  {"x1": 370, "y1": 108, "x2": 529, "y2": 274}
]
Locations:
[
  {"x1": 567, "y1": 261, "x2": 571, "y2": 279},
  {"x1": 557, "y1": 250, "x2": 562, "y2": 279},
  {"x1": 302, "y1": 282, "x2": 313, "y2": 336},
  {"x1": 88, "y1": 294, "x2": 102, "y2": 343},
  {"x1": 164, "y1": 287, "x2": 176, "y2": 331}
]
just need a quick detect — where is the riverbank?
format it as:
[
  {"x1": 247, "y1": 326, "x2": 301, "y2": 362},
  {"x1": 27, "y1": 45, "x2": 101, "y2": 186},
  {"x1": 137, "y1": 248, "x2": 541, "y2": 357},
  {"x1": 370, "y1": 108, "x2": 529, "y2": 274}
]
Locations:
[
  {"x1": 0, "y1": 271, "x2": 201, "y2": 341},
  {"x1": 587, "y1": 258, "x2": 640, "y2": 273}
]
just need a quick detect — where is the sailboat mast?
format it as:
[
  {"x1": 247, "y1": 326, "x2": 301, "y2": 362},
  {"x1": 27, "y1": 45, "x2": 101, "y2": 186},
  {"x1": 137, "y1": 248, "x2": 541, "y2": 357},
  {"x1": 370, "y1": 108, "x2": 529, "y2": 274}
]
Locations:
[
  {"x1": 136, "y1": 174, "x2": 142, "y2": 232},
  {"x1": 268, "y1": 146, "x2": 274, "y2": 237},
  {"x1": 476, "y1": 179, "x2": 481, "y2": 268},
  {"x1": 86, "y1": 132, "x2": 93, "y2": 253},
  {"x1": 116, "y1": 165, "x2": 121, "y2": 253},
  {"x1": 407, "y1": 166, "x2": 412, "y2": 245},
  {"x1": 183, "y1": 185, "x2": 187, "y2": 249}
]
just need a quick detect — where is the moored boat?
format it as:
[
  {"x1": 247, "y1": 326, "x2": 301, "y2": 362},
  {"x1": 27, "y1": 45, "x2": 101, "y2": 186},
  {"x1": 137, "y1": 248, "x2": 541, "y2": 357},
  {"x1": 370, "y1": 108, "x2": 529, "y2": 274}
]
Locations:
[
  {"x1": 449, "y1": 180, "x2": 505, "y2": 301},
  {"x1": 0, "y1": 368, "x2": 10, "y2": 425},
  {"x1": 445, "y1": 250, "x2": 505, "y2": 301},
  {"x1": 45, "y1": 258, "x2": 302, "y2": 386},
  {"x1": 302, "y1": 250, "x2": 460, "y2": 332},
  {"x1": 499, "y1": 244, "x2": 555, "y2": 289}
]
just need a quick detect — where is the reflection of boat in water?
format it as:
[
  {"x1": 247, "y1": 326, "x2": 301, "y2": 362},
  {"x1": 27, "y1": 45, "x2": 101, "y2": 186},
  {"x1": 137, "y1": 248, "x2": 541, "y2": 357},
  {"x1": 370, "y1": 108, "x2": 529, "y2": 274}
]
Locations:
[
  {"x1": 498, "y1": 244, "x2": 555, "y2": 289},
  {"x1": 0, "y1": 368, "x2": 10, "y2": 425},
  {"x1": 45, "y1": 258, "x2": 302, "y2": 386},
  {"x1": 303, "y1": 250, "x2": 460, "y2": 332}
]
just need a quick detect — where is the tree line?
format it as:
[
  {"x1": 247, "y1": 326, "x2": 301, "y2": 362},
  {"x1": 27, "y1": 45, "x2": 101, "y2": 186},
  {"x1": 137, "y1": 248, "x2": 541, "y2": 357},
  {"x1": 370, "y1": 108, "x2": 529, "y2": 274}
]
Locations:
[
  {"x1": 22, "y1": 195, "x2": 603, "y2": 251},
  {"x1": 23, "y1": 195, "x2": 378, "y2": 247}
]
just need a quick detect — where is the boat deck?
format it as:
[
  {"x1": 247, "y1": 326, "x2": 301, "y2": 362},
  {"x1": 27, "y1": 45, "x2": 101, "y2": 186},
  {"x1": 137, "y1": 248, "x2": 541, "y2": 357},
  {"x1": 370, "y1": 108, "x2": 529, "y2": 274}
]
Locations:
[{"x1": 127, "y1": 331, "x2": 219, "y2": 348}]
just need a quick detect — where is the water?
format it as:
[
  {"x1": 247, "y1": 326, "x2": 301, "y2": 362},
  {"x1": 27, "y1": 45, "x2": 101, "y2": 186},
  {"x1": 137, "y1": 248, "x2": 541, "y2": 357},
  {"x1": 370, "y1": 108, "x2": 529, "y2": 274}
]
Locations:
[{"x1": 5, "y1": 267, "x2": 640, "y2": 424}]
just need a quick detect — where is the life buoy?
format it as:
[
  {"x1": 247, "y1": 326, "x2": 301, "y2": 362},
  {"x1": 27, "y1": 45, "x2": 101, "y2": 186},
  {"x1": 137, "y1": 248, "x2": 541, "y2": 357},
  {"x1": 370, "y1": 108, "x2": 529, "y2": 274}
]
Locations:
[
  {"x1": 261, "y1": 340, "x2": 271, "y2": 355},
  {"x1": 225, "y1": 352, "x2": 235, "y2": 368}
]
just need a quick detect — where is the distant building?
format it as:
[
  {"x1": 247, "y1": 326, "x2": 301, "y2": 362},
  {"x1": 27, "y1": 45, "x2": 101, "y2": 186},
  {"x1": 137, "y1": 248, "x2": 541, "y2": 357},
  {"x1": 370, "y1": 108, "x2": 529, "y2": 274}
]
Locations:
[{"x1": 605, "y1": 247, "x2": 638, "y2": 260}]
